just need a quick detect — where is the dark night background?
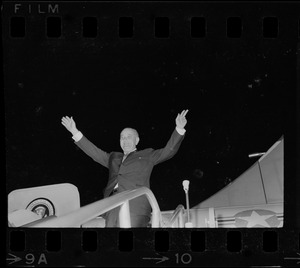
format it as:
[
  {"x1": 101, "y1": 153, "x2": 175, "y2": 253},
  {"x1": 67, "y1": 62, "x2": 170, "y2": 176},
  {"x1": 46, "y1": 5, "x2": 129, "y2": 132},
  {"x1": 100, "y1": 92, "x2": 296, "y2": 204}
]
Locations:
[{"x1": 4, "y1": 2, "x2": 299, "y2": 217}]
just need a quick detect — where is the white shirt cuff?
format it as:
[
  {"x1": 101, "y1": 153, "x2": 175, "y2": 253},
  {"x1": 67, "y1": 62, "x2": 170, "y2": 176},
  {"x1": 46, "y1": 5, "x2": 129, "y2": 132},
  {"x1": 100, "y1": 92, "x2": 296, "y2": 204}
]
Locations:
[
  {"x1": 176, "y1": 127, "x2": 186, "y2": 135},
  {"x1": 72, "y1": 131, "x2": 83, "y2": 142}
]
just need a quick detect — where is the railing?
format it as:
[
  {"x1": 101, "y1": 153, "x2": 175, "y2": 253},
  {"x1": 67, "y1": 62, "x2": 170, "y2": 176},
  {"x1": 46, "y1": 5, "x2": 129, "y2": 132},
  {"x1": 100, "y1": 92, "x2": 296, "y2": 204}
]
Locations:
[
  {"x1": 23, "y1": 187, "x2": 162, "y2": 228},
  {"x1": 168, "y1": 204, "x2": 185, "y2": 227}
]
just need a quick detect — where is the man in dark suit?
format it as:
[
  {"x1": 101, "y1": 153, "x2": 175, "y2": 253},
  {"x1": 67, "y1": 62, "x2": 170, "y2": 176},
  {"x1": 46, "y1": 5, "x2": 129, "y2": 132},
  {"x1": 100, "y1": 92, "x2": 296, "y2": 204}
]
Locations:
[{"x1": 61, "y1": 110, "x2": 188, "y2": 227}]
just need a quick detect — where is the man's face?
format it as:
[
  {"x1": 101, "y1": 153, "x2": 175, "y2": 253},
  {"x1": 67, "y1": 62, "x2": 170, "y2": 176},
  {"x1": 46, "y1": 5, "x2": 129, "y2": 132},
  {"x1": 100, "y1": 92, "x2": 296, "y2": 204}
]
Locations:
[{"x1": 120, "y1": 128, "x2": 139, "y2": 154}]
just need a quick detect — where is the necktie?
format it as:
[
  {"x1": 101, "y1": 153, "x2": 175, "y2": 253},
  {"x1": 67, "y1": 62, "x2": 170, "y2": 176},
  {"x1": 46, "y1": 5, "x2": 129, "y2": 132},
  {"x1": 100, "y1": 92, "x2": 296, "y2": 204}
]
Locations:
[{"x1": 113, "y1": 154, "x2": 127, "y2": 191}]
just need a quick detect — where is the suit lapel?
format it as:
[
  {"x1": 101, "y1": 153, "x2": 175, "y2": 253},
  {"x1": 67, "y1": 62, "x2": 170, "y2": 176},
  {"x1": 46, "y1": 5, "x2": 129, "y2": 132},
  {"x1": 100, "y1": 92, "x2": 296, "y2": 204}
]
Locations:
[{"x1": 122, "y1": 150, "x2": 137, "y2": 163}]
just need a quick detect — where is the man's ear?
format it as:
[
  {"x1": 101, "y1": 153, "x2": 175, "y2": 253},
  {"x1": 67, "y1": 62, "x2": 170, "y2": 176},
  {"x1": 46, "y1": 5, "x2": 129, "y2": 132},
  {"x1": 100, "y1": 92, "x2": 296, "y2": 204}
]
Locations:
[{"x1": 135, "y1": 137, "x2": 140, "y2": 146}]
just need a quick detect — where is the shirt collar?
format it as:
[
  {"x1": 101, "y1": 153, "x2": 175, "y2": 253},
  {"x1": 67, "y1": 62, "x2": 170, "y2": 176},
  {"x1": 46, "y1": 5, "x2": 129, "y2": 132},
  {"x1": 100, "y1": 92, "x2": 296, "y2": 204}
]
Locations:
[{"x1": 124, "y1": 148, "x2": 137, "y2": 156}]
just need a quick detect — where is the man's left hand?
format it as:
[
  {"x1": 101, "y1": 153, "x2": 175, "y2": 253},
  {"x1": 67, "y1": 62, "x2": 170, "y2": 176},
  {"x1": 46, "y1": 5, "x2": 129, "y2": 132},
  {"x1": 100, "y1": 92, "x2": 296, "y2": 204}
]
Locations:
[{"x1": 176, "y1": 110, "x2": 189, "y2": 129}]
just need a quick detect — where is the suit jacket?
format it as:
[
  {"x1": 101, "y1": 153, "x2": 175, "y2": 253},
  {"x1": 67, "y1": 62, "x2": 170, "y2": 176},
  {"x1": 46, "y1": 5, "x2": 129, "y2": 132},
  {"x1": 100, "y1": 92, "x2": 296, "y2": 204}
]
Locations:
[{"x1": 75, "y1": 129, "x2": 185, "y2": 216}]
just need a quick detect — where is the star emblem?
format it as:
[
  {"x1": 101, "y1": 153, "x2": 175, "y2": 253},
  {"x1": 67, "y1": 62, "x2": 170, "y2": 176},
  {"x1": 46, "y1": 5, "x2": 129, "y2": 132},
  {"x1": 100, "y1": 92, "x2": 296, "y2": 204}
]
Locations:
[
  {"x1": 238, "y1": 211, "x2": 271, "y2": 227},
  {"x1": 234, "y1": 209, "x2": 281, "y2": 227}
]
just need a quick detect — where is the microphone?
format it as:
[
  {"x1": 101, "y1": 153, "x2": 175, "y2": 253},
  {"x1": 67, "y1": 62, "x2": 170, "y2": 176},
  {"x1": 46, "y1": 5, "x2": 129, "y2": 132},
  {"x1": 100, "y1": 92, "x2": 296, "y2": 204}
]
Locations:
[
  {"x1": 182, "y1": 180, "x2": 193, "y2": 228},
  {"x1": 182, "y1": 180, "x2": 190, "y2": 193}
]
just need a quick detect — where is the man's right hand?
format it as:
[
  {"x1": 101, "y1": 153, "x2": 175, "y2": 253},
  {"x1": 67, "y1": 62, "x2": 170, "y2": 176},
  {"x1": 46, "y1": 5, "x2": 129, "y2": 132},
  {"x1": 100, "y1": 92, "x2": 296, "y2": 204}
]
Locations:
[{"x1": 61, "y1": 116, "x2": 79, "y2": 136}]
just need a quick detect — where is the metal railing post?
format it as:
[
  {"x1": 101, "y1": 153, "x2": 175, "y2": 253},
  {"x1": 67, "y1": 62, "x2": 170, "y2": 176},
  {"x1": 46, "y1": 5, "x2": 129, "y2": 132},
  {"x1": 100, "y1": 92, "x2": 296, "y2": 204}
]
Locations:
[
  {"x1": 168, "y1": 205, "x2": 185, "y2": 228},
  {"x1": 208, "y1": 207, "x2": 216, "y2": 227},
  {"x1": 178, "y1": 210, "x2": 184, "y2": 227},
  {"x1": 151, "y1": 208, "x2": 161, "y2": 227},
  {"x1": 119, "y1": 200, "x2": 131, "y2": 228}
]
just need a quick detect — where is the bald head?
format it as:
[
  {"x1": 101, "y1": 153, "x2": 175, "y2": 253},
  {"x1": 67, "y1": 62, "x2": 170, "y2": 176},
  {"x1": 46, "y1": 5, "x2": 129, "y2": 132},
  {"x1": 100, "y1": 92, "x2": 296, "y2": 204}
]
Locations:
[
  {"x1": 121, "y1": 128, "x2": 139, "y2": 138},
  {"x1": 120, "y1": 128, "x2": 140, "y2": 154}
]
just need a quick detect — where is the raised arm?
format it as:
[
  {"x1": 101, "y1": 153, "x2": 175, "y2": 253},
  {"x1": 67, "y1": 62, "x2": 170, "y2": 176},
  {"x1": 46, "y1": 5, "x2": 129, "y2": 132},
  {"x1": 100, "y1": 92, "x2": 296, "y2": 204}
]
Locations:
[
  {"x1": 151, "y1": 109, "x2": 188, "y2": 165},
  {"x1": 61, "y1": 116, "x2": 109, "y2": 168}
]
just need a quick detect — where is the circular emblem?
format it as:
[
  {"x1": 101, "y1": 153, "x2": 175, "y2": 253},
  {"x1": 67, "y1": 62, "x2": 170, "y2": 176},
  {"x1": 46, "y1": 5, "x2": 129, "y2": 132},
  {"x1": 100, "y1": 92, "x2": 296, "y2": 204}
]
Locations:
[
  {"x1": 26, "y1": 198, "x2": 55, "y2": 219},
  {"x1": 234, "y1": 209, "x2": 281, "y2": 227}
]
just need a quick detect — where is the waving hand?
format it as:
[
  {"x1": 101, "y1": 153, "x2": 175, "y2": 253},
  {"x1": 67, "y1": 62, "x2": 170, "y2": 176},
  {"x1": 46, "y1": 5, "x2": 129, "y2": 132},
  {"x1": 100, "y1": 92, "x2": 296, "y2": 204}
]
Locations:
[
  {"x1": 176, "y1": 110, "x2": 189, "y2": 129},
  {"x1": 61, "y1": 116, "x2": 79, "y2": 135}
]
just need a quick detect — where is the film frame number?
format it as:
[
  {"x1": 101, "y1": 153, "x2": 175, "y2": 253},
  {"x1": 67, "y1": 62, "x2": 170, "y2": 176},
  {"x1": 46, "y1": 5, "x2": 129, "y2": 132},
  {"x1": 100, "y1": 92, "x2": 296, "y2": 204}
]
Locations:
[
  {"x1": 25, "y1": 253, "x2": 47, "y2": 265},
  {"x1": 175, "y1": 253, "x2": 192, "y2": 265}
]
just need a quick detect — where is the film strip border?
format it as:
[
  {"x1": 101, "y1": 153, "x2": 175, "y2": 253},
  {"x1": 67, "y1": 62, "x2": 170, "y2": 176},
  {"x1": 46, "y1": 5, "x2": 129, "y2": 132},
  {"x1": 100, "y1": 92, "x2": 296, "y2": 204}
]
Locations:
[
  {"x1": 7, "y1": 15, "x2": 300, "y2": 39},
  {"x1": 7, "y1": 228, "x2": 300, "y2": 266},
  {"x1": 3, "y1": 2, "x2": 300, "y2": 39}
]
